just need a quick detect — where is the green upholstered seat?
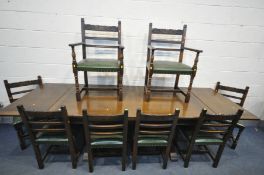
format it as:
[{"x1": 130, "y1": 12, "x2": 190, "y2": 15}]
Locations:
[
  {"x1": 180, "y1": 126, "x2": 223, "y2": 144},
  {"x1": 194, "y1": 138, "x2": 223, "y2": 144},
  {"x1": 77, "y1": 59, "x2": 119, "y2": 72},
  {"x1": 91, "y1": 139, "x2": 123, "y2": 148},
  {"x1": 35, "y1": 133, "x2": 68, "y2": 144},
  {"x1": 153, "y1": 61, "x2": 193, "y2": 74},
  {"x1": 13, "y1": 117, "x2": 22, "y2": 125},
  {"x1": 90, "y1": 135, "x2": 123, "y2": 148},
  {"x1": 137, "y1": 135, "x2": 168, "y2": 147}
]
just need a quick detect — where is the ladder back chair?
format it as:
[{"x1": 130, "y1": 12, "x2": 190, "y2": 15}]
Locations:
[
  {"x1": 4, "y1": 76, "x2": 43, "y2": 150},
  {"x1": 132, "y1": 109, "x2": 180, "y2": 170},
  {"x1": 69, "y1": 18, "x2": 124, "y2": 101},
  {"x1": 82, "y1": 109, "x2": 128, "y2": 172},
  {"x1": 144, "y1": 23, "x2": 202, "y2": 102},
  {"x1": 177, "y1": 109, "x2": 243, "y2": 168},
  {"x1": 215, "y1": 81, "x2": 249, "y2": 149},
  {"x1": 17, "y1": 105, "x2": 80, "y2": 169}
]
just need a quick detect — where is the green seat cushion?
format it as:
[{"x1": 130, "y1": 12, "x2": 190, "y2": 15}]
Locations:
[
  {"x1": 13, "y1": 117, "x2": 22, "y2": 125},
  {"x1": 194, "y1": 137, "x2": 223, "y2": 144},
  {"x1": 35, "y1": 133, "x2": 68, "y2": 144},
  {"x1": 180, "y1": 126, "x2": 224, "y2": 145},
  {"x1": 153, "y1": 61, "x2": 193, "y2": 74},
  {"x1": 77, "y1": 59, "x2": 119, "y2": 72},
  {"x1": 90, "y1": 135, "x2": 123, "y2": 148},
  {"x1": 137, "y1": 135, "x2": 168, "y2": 147}
]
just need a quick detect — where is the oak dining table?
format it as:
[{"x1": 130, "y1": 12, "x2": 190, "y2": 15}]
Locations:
[{"x1": 0, "y1": 83, "x2": 259, "y2": 121}]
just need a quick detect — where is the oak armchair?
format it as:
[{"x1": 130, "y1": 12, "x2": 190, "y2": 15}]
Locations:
[
  {"x1": 144, "y1": 23, "x2": 202, "y2": 102},
  {"x1": 69, "y1": 18, "x2": 124, "y2": 101}
]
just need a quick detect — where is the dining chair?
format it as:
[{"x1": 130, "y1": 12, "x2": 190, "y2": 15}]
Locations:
[
  {"x1": 17, "y1": 105, "x2": 80, "y2": 169},
  {"x1": 177, "y1": 109, "x2": 243, "y2": 168},
  {"x1": 132, "y1": 109, "x2": 180, "y2": 169},
  {"x1": 215, "y1": 82, "x2": 249, "y2": 149},
  {"x1": 69, "y1": 18, "x2": 124, "y2": 101},
  {"x1": 82, "y1": 109, "x2": 128, "y2": 172},
  {"x1": 144, "y1": 23, "x2": 203, "y2": 102},
  {"x1": 4, "y1": 76, "x2": 43, "y2": 150}
]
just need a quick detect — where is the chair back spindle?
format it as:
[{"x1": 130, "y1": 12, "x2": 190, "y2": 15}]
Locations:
[
  {"x1": 215, "y1": 82, "x2": 249, "y2": 106},
  {"x1": 4, "y1": 76, "x2": 43, "y2": 103}
]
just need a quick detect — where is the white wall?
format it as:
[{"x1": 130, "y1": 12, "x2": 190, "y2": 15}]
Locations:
[{"x1": 0, "y1": 0, "x2": 264, "y2": 120}]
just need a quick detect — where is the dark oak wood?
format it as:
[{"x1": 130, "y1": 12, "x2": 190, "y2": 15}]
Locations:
[
  {"x1": 0, "y1": 84, "x2": 259, "y2": 121},
  {"x1": 69, "y1": 18, "x2": 124, "y2": 101},
  {"x1": 17, "y1": 105, "x2": 79, "y2": 169},
  {"x1": 214, "y1": 82, "x2": 249, "y2": 149},
  {"x1": 84, "y1": 24, "x2": 118, "y2": 32},
  {"x1": 49, "y1": 85, "x2": 213, "y2": 119},
  {"x1": 177, "y1": 109, "x2": 243, "y2": 168},
  {"x1": 215, "y1": 82, "x2": 249, "y2": 107},
  {"x1": 4, "y1": 76, "x2": 43, "y2": 103},
  {"x1": 191, "y1": 88, "x2": 256, "y2": 120},
  {"x1": 145, "y1": 23, "x2": 202, "y2": 103},
  {"x1": 1, "y1": 84, "x2": 73, "y2": 116},
  {"x1": 132, "y1": 109, "x2": 179, "y2": 169},
  {"x1": 83, "y1": 109, "x2": 128, "y2": 172},
  {"x1": 152, "y1": 28, "x2": 184, "y2": 35},
  {"x1": 4, "y1": 76, "x2": 43, "y2": 150}
]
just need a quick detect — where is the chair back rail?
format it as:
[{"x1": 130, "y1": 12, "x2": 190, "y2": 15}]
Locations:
[
  {"x1": 148, "y1": 23, "x2": 187, "y2": 62},
  {"x1": 191, "y1": 109, "x2": 244, "y2": 142},
  {"x1": 134, "y1": 109, "x2": 180, "y2": 143},
  {"x1": 132, "y1": 109, "x2": 180, "y2": 170},
  {"x1": 215, "y1": 82, "x2": 249, "y2": 106},
  {"x1": 17, "y1": 105, "x2": 78, "y2": 169},
  {"x1": 82, "y1": 109, "x2": 128, "y2": 145},
  {"x1": 4, "y1": 76, "x2": 43, "y2": 103},
  {"x1": 17, "y1": 106, "x2": 72, "y2": 139},
  {"x1": 81, "y1": 18, "x2": 121, "y2": 49}
]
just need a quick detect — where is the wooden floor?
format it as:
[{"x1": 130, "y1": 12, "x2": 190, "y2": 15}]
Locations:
[{"x1": 0, "y1": 83, "x2": 258, "y2": 120}]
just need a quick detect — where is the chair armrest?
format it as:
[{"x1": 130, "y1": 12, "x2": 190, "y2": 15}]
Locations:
[
  {"x1": 148, "y1": 45, "x2": 156, "y2": 51},
  {"x1": 69, "y1": 42, "x2": 83, "y2": 47},
  {"x1": 184, "y1": 47, "x2": 203, "y2": 53},
  {"x1": 118, "y1": 45, "x2": 125, "y2": 49}
]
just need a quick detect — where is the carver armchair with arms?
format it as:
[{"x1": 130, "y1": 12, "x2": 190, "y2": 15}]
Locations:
[
  {"x1": 144, "y1": 23, "x2": 202, "y2": 102},
  {"x1": 69, "y1": 18, "x2": 124, "y2": 101}
]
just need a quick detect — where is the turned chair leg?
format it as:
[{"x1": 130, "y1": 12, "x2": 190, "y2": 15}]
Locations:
[
  {"x1": 73, "y1": 69, "x2": 81, "y2": 101},
  {"x1": 174, "y1": 74, "x2": 180, "y2": 89},
  {"x1": 144, "y1": 67, "x2": 149, "y2": 86},
  {"x1": 118, "y1": 71, "x2": 123, "y2": 101},
  {"x1": 84, "y1": 71, "x2": 88, "y2": 88},
  {"x1": 185, "y1": 73, "x2": 196, "y2": 103},
  {"x1": 144, "y1": 70, "x2": 153, "y2": 101}
]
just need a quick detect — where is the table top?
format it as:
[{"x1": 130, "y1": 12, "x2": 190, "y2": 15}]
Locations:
[{"x1": 0, "y1": 83, "x2": 258, "y2": 120}]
